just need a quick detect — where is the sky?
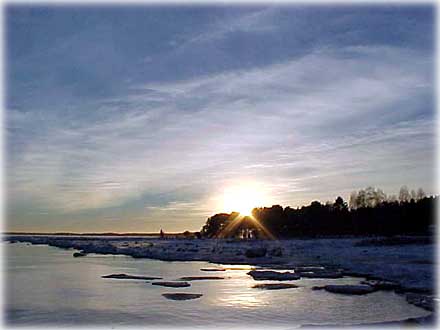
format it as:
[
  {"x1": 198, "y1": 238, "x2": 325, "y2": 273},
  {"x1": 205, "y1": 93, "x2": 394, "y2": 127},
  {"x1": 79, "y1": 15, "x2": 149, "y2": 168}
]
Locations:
[{"x1": 5, "y1": 4, "x2": 436, "y2": 233}]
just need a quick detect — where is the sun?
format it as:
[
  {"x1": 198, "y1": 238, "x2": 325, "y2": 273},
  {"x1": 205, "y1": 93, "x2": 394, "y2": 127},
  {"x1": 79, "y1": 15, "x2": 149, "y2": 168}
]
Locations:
[{"x1": 222, "y1": 183, "x2": 267, "y2": 216}]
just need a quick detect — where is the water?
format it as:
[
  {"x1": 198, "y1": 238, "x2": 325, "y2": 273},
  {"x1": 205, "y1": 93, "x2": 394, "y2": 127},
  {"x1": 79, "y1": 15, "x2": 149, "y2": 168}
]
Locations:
[{"x1": 5, "y1": 242, "x2": 430, "y2": 327}]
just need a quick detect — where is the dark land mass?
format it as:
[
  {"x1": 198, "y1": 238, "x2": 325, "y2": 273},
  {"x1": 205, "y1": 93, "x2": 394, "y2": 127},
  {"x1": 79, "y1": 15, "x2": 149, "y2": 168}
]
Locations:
[{"x1": 201, "y1": 194, "x2": 436, "y2": 239}]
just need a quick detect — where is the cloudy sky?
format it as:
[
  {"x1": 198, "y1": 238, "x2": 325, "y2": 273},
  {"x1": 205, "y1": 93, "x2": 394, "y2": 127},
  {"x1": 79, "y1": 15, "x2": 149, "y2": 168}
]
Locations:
[{"x1": 6, "y1": 5, "x2": 436, "y2": 232}]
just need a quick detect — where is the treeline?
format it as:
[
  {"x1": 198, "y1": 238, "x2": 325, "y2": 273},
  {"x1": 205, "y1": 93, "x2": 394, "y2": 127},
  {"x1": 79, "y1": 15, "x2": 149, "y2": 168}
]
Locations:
[
  {"x1": 200, "y1": 186, "x2": 437, "y2": 239},
  {"x1": 348, "y1": 186, "x2": 427, "y2": 209}
]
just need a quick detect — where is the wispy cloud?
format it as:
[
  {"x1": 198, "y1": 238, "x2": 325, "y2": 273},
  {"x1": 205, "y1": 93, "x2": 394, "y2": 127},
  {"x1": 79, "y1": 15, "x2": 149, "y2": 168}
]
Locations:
[
  {"x1": 181, "y1": 8, "x2": 278, "y2": 46},
  {"x1": 6, "y1": 5, "x2": 435, "y2": 232},
  {"x1": 8, "y1": 44, "x2": 433, "y2": 211}
]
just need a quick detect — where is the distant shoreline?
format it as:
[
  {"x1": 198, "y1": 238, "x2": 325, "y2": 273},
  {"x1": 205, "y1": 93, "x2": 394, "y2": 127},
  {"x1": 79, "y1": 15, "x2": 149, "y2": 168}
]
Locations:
[
  {"x1": 3, "y1": 232, "x2": 434, "y2": 241},
  {"x1": 2, "y1": 231, "x2": 196, "y2": 237}
]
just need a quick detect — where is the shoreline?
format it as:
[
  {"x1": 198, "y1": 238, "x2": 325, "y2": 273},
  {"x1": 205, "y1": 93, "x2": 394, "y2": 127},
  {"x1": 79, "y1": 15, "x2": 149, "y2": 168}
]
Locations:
[{"x1": 3, "y1": 234, "x2": 436, "y2": 313}]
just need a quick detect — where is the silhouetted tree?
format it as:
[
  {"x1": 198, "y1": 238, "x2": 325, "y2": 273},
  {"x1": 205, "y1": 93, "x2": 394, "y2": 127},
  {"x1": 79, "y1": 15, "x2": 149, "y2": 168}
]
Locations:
[
  {"x1": 200, "y1": 186, "x2": 436, "y2": 239},
  {"x1": 200, "y1": 213, "x2": 231, "y2": 238},
  {"x1": 334, "y1": 196, "x2": 347, "y2": 210}
]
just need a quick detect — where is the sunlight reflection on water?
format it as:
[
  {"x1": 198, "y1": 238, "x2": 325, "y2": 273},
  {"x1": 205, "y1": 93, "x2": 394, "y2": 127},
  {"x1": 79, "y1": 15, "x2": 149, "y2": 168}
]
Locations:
[{"x1": 217, "y1": 292, "x2": 267, "y2": 308}]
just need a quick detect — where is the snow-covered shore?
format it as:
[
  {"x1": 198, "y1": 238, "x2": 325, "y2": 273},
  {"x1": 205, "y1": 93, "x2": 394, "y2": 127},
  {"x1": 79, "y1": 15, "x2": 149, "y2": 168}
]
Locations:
[{"x1": 4, "y1": 234, "x2": 436, "y2": 310}]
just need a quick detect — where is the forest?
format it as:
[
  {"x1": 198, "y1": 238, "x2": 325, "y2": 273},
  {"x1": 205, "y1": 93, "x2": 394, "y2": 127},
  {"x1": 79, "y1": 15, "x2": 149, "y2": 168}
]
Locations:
[{"x1": 200, "y1": 186, "x2": 437, "y2": 239}]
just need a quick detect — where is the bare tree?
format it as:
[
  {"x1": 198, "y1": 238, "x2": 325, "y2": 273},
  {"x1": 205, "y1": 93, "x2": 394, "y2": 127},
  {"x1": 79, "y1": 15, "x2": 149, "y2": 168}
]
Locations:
[
  {"x1": 416, "y1": 188, "x2": 426, "y2": 200},
  {"x1": 356, "y1": 189, "x2": 367, "y2": 208},
  {"x1": 399, "y1": 186, "x2": 410, "y2": 203},
  {"x1": 375, "y1": 188, "x2": 387, "y2": 205},
  {"x1": 349, "y1": 191, "x2": 358, "y2": 209},
  {"x1": 365, "y1": 187, "x2": 376, "y2": 207},
  {"x1": 360, "y1": 187, "x2": 387, "y2": 207}
]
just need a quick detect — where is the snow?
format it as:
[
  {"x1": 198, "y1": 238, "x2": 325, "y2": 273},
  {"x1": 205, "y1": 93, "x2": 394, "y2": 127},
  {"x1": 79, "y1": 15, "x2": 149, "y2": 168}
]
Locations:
[{"x1": 5, "y1": 235, "x2": 434, "y2": 294}]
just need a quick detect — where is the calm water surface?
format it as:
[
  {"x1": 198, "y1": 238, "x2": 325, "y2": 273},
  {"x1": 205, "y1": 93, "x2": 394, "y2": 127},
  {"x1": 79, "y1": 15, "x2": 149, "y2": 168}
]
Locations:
[{"x1": 5, "y1": 242, "x2": 430, "y2": 327}]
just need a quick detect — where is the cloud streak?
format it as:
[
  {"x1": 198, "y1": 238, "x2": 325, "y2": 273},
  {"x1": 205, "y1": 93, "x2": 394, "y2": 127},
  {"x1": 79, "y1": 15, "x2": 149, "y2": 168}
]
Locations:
[{"x1": 6, "y1": 5, "x2": 435, "y2": 232}]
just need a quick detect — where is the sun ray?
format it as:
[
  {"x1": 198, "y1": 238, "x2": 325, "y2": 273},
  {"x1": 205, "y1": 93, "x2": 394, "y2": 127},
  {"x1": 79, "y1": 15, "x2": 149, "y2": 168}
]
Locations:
[
  {"x1": 247, "y1": 215, "x2": 277, "y2": 240},
  {"x1": 215, "y1": 213, "x2": 243, "y2": 238},
  {"x1": 215, "y1": 212, "x2": 276, "y2": 240}
]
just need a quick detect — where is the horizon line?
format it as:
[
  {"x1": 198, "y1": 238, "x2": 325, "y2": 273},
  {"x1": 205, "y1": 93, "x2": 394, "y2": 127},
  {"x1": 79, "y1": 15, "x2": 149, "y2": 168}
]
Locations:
[{"x1": 2, "y1": 231, "x2": 197, "y2": 236}]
